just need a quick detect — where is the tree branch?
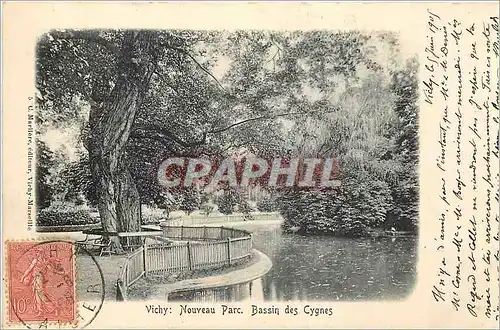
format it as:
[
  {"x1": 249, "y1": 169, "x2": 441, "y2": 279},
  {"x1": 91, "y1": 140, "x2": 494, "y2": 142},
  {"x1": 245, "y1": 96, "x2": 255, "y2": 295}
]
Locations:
[
  {"x1": 200, "y1": 138, "x2": 255, "y2": 157},
  {"x1": 133, "y1": 124, "x2": 206, "y2": 148},
  {"x1": 153, "y1": 70, "x2": 180, "y2": 95},
  {"x1": 129, "y1": 130, "x2": 178, "y2": 154},
  {"x1": 164, "y1": 45, "x2": 226, "y2": 91},
  {"x1": 48, "y1": 30, "x2": 120, "y2": 55},
  {"x1": 207, "y1": 109, "x2": 338, "y2": 135}
]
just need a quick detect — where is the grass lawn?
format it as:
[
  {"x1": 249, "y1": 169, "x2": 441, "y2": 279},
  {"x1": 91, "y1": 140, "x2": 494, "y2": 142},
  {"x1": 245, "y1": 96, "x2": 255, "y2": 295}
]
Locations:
[{"x1": 75, "y1": 253, "x2": 125, "y2": 301}]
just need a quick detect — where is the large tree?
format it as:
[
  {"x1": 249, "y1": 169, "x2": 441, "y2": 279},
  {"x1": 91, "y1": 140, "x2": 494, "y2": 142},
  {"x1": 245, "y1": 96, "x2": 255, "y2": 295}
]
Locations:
[{"x1": 37, "y1": 30, "x2": 212, "y2": 251}]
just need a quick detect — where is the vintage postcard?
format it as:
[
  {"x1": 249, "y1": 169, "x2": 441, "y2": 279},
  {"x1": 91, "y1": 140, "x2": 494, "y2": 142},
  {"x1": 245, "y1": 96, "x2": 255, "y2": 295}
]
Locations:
[{"x1": 1, "y1": 1, "x2": 499, "y2": 329}]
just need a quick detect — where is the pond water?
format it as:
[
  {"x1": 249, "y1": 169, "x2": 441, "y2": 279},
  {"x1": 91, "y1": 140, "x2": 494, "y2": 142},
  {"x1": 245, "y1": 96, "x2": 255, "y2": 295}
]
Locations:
[
  {"x1": 168, "y1": 221, "x2": 417, "y2": 302},
  {"x1": 248, "y1": 222, "x2": 417, "y2": 301}
]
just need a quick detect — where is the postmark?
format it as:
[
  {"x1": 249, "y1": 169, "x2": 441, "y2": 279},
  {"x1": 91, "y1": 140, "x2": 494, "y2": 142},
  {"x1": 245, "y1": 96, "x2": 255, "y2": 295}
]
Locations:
[{"x1": 6, "y1": 240, "x2": 105, "y2": 329}]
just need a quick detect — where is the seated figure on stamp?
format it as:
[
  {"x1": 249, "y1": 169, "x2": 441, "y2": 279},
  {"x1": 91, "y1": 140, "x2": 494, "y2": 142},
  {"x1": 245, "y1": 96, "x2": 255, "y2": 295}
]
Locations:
[{"x1": 20, "y1": 248, "x2": 67, "y2": 317}]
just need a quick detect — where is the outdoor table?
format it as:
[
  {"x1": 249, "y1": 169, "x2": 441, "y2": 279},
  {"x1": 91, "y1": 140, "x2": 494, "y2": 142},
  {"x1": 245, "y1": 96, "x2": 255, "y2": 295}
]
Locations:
[
  {"x1": 75, "y1": 234, "x2": 109, "y2": 255},
  {"x1": 81, "y1": 229, "x2": 163, "y2": 252}
]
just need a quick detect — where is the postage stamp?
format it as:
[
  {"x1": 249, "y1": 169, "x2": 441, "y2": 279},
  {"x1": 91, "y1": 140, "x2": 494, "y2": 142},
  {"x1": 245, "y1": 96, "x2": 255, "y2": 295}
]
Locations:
[{"x1": 6, "y1": 241, "x2": 76, "y2": 324}]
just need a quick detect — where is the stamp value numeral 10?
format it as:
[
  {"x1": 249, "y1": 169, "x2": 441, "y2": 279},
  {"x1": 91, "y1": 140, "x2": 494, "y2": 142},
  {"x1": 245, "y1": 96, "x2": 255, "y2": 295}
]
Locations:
[{"x1": 12, "y1": 298, "x2": 32, "y2": 314}]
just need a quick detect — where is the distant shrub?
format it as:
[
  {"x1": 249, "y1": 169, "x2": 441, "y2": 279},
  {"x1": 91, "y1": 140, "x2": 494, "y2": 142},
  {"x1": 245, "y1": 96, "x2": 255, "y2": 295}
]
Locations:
[
  {"x1": 141, "y1": 204, "x2": 169, "y2": 224},
  {"x1": 256, "y1": 197, "x2": 277, "y2": 212},
  {"x1": 142, "y1": 213, "x2": 167, "y2": 224},
  {"x1": 200, "y1": 202, "x2": 216, "y2": 216},
  {"x1": 36, "y1": 209, "x2": 98, "y2": 227}
]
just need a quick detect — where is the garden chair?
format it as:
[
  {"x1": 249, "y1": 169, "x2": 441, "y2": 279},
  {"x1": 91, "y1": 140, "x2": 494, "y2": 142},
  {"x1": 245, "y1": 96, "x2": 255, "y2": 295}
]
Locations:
[{"x1": 99, "y1": 240, "x2": 113, "y2": 257}]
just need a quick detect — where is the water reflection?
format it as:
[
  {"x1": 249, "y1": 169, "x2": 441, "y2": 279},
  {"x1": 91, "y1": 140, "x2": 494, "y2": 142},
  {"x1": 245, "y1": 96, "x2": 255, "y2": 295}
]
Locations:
[
  {"x1": 168, "y1": 279, "x2": 264, "y2": 302},
  {"x1": 254, "y1": 224, "x2": 417, "y2": 301},
  {"x1": 168, "y1": 223, "x2": 417, "y2": 302}
]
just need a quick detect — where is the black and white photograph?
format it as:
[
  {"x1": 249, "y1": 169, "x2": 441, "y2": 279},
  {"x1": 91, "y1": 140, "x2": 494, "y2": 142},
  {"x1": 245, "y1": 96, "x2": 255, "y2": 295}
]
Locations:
[{"x1": 34, "y1": 28, "x2": 419, "y2": 304}]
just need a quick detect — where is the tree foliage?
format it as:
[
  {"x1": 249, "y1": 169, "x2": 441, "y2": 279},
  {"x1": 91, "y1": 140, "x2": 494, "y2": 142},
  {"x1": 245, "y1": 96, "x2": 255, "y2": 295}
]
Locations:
[
  {"x1": 35, "y1": 29, "x2": 418, "y2": 238},
  {"x1": 277, "y1": 54, "x2": 419, "y2": 236},
  {"x1": 36, "y1": 139, "x2": 55, "y2": 208}
]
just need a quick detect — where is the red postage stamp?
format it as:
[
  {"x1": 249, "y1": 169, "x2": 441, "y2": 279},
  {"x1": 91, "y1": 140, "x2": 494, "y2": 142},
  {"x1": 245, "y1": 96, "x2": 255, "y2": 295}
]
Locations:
[{"x1": 6, "y1": 241, "x2": 76, "y2": 324}]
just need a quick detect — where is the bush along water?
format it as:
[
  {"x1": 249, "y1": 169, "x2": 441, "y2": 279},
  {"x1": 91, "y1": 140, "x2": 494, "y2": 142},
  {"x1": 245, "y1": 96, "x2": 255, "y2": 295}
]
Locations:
[{"x1": 277, "y1": 176, "x2": 394, "y2": 238}]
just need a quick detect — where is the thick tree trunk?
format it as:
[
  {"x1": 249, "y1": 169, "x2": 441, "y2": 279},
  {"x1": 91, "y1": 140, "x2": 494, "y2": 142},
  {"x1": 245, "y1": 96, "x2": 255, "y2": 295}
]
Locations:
[{"x1": 89, "y1": 31, "x2": 158, "y2": 253}]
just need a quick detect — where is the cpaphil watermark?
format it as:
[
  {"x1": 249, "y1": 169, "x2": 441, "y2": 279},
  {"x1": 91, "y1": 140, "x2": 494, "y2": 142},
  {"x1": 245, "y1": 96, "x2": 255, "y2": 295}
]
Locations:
[{"x1": 157, "y1": 156, "x2": 340, "y2": 190}]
